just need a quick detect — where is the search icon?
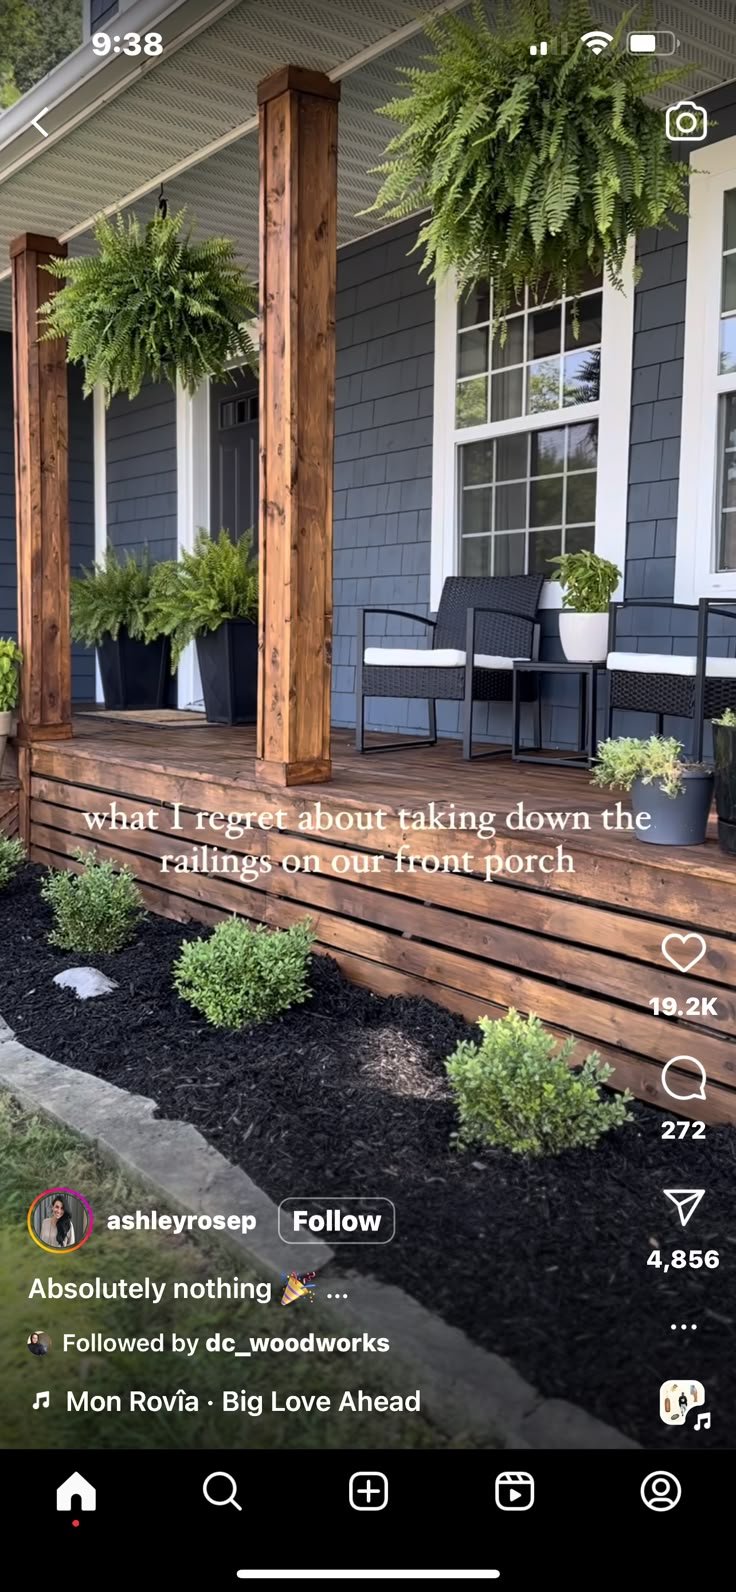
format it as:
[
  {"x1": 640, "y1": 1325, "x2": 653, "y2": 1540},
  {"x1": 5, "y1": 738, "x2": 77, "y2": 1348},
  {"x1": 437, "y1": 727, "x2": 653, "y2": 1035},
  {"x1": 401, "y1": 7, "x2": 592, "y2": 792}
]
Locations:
[{"x1": 203, "y1": 1471, "x2": 242, "y2": 1511}]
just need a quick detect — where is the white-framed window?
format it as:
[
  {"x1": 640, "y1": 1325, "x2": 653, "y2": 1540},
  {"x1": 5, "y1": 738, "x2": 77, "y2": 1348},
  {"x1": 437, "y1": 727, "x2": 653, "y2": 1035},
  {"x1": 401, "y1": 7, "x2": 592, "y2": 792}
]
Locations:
[
  {"x1": 431, "y1": 248, "x2": 635, "y2": 609},
  {"x1": 677, "y1": 135, "x2": 736, "y2": 601}
]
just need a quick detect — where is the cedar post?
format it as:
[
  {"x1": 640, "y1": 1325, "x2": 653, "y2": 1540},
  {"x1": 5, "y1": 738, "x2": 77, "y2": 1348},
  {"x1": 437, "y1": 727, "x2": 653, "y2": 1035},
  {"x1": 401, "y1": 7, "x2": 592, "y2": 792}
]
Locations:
[
  {"x1": 11, "y1": 233, "x2": 72, "y2": 770},
  {"x1": 256, "y1": 67, "x2": 340, "y2": 786}
]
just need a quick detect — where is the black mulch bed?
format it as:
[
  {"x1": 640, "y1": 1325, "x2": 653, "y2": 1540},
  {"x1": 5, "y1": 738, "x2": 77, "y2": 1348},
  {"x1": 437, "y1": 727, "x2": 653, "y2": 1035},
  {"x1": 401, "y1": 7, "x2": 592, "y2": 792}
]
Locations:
[{"x1": 2, "y1": 867, "x2": 733, "y2": 1449}]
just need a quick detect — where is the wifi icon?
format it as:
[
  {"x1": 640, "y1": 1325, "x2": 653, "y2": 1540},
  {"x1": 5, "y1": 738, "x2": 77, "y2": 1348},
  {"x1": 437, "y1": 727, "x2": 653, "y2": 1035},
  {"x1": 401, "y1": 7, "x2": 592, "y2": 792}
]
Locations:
[{"x1": 581, "y1": 28, "x2": 613, "y2": 54}]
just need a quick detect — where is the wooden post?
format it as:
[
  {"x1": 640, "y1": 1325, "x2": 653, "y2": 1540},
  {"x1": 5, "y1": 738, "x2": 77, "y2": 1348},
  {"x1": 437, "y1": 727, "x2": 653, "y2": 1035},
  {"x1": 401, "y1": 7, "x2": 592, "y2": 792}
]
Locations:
[
  {"x1": 256, "y1": 67, "x2": 340, "y2": 786},
  {"x1": 11, "y1": 233, "x2": 72, "y2": 771}
]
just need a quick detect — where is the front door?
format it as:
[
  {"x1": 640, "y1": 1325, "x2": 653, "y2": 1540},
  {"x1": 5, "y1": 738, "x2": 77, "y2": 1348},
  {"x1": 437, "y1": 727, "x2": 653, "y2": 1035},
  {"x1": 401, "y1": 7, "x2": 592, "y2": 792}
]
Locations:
[{"x1": 209, "y1": 368, "x2": 259, "y2": 546}]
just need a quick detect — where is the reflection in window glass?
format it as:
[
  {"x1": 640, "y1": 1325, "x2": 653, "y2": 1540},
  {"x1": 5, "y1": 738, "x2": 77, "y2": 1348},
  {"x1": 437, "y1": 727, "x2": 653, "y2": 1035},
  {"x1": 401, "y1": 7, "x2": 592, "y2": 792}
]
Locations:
[
  {"x1": 718, "y1": 393, "x2": 736, "y2": 570},
  {"x1": 455, "y1": 279, "x2": 602, "y2": 425},
  {"x1": 459, "y1": 423, "x2": 597, "y2": 577}
]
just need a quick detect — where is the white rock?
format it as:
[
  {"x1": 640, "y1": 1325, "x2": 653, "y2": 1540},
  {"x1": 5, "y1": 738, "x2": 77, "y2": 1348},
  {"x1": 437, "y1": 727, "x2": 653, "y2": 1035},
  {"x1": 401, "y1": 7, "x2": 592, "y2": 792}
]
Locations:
[{"x1": 53, "y1": 967, "x2": 119, "y2": 1000}]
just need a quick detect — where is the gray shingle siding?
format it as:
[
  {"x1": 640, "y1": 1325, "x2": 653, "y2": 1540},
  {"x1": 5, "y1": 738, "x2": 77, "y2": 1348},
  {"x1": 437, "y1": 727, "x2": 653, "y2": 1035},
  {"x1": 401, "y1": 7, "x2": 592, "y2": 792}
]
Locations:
[
  {"x1": 106, "y1": 380, "x2": 177, "y2": 562},
  {"x1": 0, "y1": 335, "x2": 94, "y2": 702}
]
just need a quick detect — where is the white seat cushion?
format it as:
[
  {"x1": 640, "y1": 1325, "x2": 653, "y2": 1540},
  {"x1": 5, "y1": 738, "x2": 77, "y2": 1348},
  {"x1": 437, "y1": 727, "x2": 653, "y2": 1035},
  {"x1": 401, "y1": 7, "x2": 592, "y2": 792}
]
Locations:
[
  {"x1": 607, "y1": 651, "x2": 736, "y2": 679},
  {"x1": 363, "y1": 647, "x2": 528, "y2": 670}
]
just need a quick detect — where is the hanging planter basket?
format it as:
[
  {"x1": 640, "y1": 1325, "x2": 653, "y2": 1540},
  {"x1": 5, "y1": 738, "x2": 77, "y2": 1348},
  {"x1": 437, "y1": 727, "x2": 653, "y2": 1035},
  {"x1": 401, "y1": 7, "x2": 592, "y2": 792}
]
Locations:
[
  {"x1": 369, "y1": 0, "x2": 689, "y2": 315},
  {"x1": 38, "y1": 206, "x2": 258, "y2": 401}
]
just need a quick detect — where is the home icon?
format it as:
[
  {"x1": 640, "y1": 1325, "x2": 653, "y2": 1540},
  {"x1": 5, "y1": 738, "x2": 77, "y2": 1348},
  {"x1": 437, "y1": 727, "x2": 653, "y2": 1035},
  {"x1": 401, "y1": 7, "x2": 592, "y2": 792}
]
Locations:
[{"x1": 56, "y1": 1472, "x2": 96, "y2": 1513}]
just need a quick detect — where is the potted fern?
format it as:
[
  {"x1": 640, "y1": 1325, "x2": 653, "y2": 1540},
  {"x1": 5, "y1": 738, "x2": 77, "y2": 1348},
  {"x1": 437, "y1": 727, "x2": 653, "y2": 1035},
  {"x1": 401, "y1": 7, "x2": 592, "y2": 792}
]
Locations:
[
  {"x1": 0, "y1": 639, "x2": 22, "y2": 774},
  {"x1": 592, "y1": 736, "x2": 713, "y2": 847},
  {"x1": 147, "y1": 531, "x2": 259, "y2": 725},
  {"x1": 713, "y1": 708, "x2": 736, "y2": 856},
  {"x1": 71, "y1": 547, "x2": 170, "y2": 710},
  {"x1": 39, "y1": 208, "x2": 257, "y2": 400},
  {"x1": 548, "y1": 551, "x2": 620, "y2": 664}
]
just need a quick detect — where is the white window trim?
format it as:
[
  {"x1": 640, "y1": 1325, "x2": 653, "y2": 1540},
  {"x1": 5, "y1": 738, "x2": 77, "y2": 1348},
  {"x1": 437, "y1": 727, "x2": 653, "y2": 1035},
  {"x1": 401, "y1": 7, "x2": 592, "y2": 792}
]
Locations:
[
  {"x1": 430, "y1": 244, "x2": 635, "y2": 611},
  {"x1": 676, "y1": 135, "x2": 736, "y2": 603},
  {"x1": 92, "y1": 383, "x2": 107, "y2": 702},
  {"x1": 175, "y1": 376, "x2": 210, "y2": 709}
]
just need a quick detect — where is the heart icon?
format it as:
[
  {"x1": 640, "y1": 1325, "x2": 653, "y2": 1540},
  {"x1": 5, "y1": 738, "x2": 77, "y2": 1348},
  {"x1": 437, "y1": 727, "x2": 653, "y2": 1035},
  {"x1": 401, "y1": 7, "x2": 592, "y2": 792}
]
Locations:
[{"x1": 661, "y1": 933, "x2": 707, "y2": 974}]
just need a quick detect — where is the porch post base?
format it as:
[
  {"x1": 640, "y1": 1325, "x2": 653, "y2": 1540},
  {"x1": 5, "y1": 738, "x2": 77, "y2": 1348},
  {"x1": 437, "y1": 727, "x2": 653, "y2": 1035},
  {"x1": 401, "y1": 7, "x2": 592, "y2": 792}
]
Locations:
[
  {"x1": 255, "y1": 756, "x2": 332, "y2": 788},
  {"x1": 17, "y1": 723, "x2": 74, "y2": 745}
]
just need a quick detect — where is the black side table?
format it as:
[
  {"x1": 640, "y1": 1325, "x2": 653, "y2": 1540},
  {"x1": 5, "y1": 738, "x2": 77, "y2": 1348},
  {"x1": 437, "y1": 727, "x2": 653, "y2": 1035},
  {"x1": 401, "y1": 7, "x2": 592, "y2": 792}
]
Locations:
[{"x1": 512, "y1": 660, "x2": 604, "y2": 769}]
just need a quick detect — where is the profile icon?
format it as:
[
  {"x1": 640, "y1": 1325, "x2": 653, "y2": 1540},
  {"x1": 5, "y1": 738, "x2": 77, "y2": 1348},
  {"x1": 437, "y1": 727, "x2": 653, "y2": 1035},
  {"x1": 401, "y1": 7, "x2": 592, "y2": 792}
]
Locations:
[
  {"x1": 27, "y1": 1332, "x2": 51, "y2": 1356},
  {"x1": 28, "y1": 1188, "x2": 93, "y2": 1254}
]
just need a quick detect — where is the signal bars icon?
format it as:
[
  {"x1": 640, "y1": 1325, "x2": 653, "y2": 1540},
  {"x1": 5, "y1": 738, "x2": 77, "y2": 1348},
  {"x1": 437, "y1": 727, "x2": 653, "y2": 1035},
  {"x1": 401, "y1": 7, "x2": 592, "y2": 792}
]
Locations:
[{"x1": 529, "y1": 40, "x2": 548, "y2": 56}]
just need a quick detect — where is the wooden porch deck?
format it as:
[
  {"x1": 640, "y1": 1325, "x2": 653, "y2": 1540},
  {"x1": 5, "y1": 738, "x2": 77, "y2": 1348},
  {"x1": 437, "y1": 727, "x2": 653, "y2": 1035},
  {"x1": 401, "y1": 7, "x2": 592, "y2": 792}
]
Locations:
[{"x1": 24, "y1": 713, "x2": 736, "y2": 1123}]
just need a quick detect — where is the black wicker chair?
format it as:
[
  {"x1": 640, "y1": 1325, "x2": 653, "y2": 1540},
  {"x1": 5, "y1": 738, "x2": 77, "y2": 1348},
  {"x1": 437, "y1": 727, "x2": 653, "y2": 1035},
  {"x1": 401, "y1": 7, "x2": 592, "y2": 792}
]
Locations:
[
  {"x1": 606, "y1": 598, "x2": 736, "y2": 760},
  {"x1": 355, "y1": 574, "x2": 544, "y2": 759}
]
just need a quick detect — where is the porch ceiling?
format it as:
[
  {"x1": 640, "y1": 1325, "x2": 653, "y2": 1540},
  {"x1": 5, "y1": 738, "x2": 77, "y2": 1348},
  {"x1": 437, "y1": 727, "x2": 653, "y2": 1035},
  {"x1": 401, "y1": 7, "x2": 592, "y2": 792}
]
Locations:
[{"x1": 0, "y1": 0, "x2": 735, "y2": 331}]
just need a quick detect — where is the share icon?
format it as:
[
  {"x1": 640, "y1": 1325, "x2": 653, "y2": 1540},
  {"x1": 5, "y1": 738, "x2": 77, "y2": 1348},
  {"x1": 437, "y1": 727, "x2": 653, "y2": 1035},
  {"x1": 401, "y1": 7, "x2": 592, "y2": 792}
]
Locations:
[{"x1": 663, "y1": 1189, "x2": 705, "y2": 1228}]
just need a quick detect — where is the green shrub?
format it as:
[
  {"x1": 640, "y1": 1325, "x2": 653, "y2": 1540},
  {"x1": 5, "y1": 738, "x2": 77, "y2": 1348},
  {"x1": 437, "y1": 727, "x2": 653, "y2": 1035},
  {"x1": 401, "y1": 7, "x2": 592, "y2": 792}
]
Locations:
[
  {"x1": 592, "y1": 735, "x2": 696, "y2": 798},
  {"x1": 146, "y1": 531, "x2": 259, "y2": 670},
  {"x1": 41, "y1": 850, "x2": 145, "y2": 952},
  {"x1": 548, "y1": 550, "x2": 620, "y2": 613},
  {"x1": 0, "y1": 836, "x2": 25, "y2": 890},
  {"x1": 70, "y1": 546, "x2": 160, "y2": 647},
  {"x1": 714, "y1": 708, "x2": 736, "y2": 728},
  {"x1": 173, "y1": 916, "x2": 313, "y2": 1029},
  {"x1": 0, "y1": 639, "x2": 22, "y2": 711},
  {"x1": 445, "y1": 1009, "x2": 631, "y2": 1157}
]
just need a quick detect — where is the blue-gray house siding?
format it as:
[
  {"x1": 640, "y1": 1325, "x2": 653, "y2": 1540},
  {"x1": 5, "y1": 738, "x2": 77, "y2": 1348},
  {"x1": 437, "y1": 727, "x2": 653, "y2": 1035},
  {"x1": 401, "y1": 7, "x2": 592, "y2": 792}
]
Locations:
[{"x1": 106, "y1": 380, "x2": 177, "y2": 562}]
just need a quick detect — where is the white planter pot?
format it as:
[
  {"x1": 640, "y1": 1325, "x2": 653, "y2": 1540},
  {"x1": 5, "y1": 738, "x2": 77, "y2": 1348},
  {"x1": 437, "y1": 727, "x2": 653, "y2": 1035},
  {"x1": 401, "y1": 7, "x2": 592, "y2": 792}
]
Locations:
[
  {"x1": 0, "y1": 709, "x2": 12, "y2": 776},
  {"x1": 558, "y1": 611, "x2": 609, "y2": 664}
]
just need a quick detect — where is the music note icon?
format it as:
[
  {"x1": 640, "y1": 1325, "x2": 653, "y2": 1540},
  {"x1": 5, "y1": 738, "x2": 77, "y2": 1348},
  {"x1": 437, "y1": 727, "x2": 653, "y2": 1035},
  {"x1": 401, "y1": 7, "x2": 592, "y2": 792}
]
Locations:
[
  {"x1": 32, "y1": 1390, "x2": 49, "y2": 1409},
  {"x1": 694, "y1": 1410, "x2": 711, "y2": 1431}
]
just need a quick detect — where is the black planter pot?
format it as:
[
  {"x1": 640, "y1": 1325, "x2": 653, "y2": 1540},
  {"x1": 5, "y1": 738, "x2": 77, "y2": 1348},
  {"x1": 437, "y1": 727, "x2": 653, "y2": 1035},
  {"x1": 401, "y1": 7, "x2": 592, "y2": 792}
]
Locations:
[
  {"x1": 713, "y1": 722, "x2": 736, "y2": 856},
  {"x1": 196, "y1": 620, "x2": 258, "y2": 726},
  {"x1": 97, "y1": 629, "x2": 170, "y2": 710},
  {"x1": 631, "y1": 771, "x2": 714, "y2": 846}
]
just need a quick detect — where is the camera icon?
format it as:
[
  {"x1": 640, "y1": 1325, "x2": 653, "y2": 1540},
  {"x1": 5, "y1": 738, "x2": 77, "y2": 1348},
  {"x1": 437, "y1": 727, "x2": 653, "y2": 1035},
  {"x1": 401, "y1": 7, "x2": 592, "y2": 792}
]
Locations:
[{"x1": 665, "y1": 100, "x2": 708, "y2": 143}]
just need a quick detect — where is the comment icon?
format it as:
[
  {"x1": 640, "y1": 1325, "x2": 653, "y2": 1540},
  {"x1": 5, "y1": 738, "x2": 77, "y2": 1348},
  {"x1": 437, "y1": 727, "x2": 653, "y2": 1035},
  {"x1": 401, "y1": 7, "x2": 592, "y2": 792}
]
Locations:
[{"x1": 661, "y1": 1056, "x2": 707, "y2": 1102}]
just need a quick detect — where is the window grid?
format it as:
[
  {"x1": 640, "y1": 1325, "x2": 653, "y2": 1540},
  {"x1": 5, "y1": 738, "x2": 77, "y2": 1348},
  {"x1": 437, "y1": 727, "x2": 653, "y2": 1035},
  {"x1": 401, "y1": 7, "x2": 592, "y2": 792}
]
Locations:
[
  {"x1": 456, "y1": 281, "x2": 603, "y2": 428},
  {"x1": 458, "y1": 425, "x2": 597, "y2": 578}
]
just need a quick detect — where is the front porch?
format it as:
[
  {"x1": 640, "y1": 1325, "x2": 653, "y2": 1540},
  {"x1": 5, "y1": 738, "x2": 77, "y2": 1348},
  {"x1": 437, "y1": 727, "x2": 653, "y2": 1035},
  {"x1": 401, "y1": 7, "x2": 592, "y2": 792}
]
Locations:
[{"x1": 24, "y1": 712, "x2": 736, "y2": 1124}]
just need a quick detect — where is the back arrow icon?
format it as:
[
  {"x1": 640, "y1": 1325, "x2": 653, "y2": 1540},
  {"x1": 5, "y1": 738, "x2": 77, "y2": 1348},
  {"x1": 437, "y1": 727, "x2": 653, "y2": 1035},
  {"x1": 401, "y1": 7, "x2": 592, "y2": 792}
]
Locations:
[{"x1": 32, "y1": 106, "x2": 50, "y2": 138}]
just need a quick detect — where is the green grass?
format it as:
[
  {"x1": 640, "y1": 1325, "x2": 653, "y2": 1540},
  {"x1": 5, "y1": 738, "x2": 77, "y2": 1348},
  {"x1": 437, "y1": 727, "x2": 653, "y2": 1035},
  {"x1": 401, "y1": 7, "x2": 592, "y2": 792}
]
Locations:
[{"x1": 0, "y1": 1092, "x2": 444, "y2": 1450}]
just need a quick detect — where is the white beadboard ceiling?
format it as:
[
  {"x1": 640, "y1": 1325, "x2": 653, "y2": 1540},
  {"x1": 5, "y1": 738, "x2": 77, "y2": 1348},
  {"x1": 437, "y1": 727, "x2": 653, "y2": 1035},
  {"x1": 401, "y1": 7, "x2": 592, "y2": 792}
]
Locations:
[{"x1": 0, "y1": 0, "x2": 735, "y2": 328}]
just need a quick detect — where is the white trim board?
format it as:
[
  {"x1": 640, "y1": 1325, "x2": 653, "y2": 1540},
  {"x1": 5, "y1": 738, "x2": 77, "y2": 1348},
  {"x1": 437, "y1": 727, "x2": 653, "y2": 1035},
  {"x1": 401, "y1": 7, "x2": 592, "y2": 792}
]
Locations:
[
  {"x1": 175, "y1": 376, "x2": 209, "y2": 709},
  {"x1": 92, "y1": 383, "x2": 107, "y2": 703},
  {"x1": 676, "y1": 133, "x2": 736, "y2": 603},
  {"x1": 430, "y1": 247, "x2": 636, "y2": 612}
]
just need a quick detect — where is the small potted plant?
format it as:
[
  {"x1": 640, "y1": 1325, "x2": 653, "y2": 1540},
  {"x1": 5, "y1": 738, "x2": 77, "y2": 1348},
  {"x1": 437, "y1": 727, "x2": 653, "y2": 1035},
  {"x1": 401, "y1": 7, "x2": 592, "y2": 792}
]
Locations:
[
  {"x1": 0, "y1": 638, "x2": 22, "y2": 774},
  {"x1": 592, "y1": 736, "x2": 713, "y2": 846},
  {"x1": 548, "y1": 551, "x2": 621, "y2": 664},
  {"x1": 713, "y1": 707, "x2": 736, "y2": 856},
  {"x1": 70, "y1": 546, "x2": 170, "y2": 710},
  {"x1": 147, "y1": 530, "x2": 258, "y2": 725}
]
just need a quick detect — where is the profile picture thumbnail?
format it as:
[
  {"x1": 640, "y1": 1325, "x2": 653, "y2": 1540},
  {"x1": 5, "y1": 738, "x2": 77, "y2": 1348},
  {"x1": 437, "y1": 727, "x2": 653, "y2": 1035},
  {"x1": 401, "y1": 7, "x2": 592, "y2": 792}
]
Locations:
[
  {"x1": 27, "y1": 1331, "x2": 51, "y2": 1356},
  {"x1": 28, "y1": 1188, "x2": 93, "y2": 1254}
]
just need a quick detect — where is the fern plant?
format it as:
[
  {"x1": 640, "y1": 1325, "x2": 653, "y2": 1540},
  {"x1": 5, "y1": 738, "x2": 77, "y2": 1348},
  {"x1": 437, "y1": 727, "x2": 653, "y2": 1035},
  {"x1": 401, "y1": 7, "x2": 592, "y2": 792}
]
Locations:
[
  {"x1": 70, "y1": 546, "x2": 160, "y2": 647},
  {"x1": 369, "y1": 0, "x2": 689, "y2": 319},
  {"x1": 0, "y1": 639, "x2": 22, "y2": 712},
  {"x1": 146, "y1": 531, "x2": 259, "y2": 670},
  {"x1": 39, "y1": 208, "x2": 258, "y2": 400}
]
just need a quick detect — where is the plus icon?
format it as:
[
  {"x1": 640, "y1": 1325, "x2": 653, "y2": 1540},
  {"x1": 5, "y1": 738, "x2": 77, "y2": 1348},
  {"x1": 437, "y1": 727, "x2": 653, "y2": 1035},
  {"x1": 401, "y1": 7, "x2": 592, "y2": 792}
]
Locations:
[{"x1": 349, "y1": 1471, "x2": 389, "y2": 1511}]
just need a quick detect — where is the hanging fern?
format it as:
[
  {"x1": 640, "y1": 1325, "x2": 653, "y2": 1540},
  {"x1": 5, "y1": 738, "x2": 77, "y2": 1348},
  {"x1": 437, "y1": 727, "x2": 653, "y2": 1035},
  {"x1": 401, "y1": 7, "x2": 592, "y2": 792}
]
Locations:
[
  {"x1": 369, "y1": 0, "x2": 690, "y2": 318},
  {"x1": 39, "y1": 208, "x2": 258, "y2": 401},
  {"x1": 145, "y1": 531, "x2": 259, "y2": 671}
]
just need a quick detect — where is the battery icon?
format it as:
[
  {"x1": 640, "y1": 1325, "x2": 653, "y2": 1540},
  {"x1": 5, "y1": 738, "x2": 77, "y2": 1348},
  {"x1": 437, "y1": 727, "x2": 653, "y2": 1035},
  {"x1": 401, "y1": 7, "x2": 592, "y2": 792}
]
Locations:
[{"x1": 627, "y1": 30, "x2": 678, "y2": 55}]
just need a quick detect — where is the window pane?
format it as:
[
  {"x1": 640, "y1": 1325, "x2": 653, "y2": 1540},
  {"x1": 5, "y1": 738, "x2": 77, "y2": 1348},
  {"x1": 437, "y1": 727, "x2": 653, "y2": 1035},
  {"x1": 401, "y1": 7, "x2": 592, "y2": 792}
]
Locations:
[
  {"x1": 456, "y1": 377, "x2": 488, "y2": 427},
  {"x1": 495, "y1": 482, "x2": 527, "y2": 532},
  {"x1": 723, "y1": 257, "x2": 736, "y2": 315},
  {"x1": 493, "y1": 533, "x2": 526, "y2": 576},
  {"x1": 721, "y1": 514, "x2": 736, "y2": 569},
  {"x1": 460, "y1": 441, "x2": 494, "y2": 486},
  {"x1": 529, "y1": 528, "x2": 562, "y2": 571},
  {"x1": 724, "y1": 393, "x2": 736, "y2": 451},
  {"x1": 459, "y1": 282, "x2": 490, "y2": 328},
  {"x1": 491, "y1": 316, "x2": 524, "y2": 371},
  {"x1": 461, "y1": 487, "x2": 493, "y2": 536},
  {"x1": 531, "y1": 428, "x2": 566, "y2": 474},
  {"x1": 724, "y1": 191, "x2": 736, "y2": 253},
  {"x1": 458, "y1": 327, "x2": 489, "y2": 377},
  {"x1": 564, "y1": 292, "x2": 602, "y2": 350},
  {"x1": 565, "y1": 523, "x2": 595, "y2": 555},
  {"x1": 491, "y1": 367, "x2": 523, "y2": 420},
  {"x1": 529, "y1": 305, "x2": 562, "y2": 360},
  {"x1": 717, "y1": 394, "x2": 736, "y2": 569},
  {"x1": 496, "y1": 433, "x2": 528, "y2": 482},
  {"x1": 719, "y1": 318, "x2": 736, "y2": 375},
  {"x1": 563, "y1": 348, "x2": 600, "y2": 405},
  {"x1": 566, "y1": 471, "x2": 597, "y2": 523},
  {"x1": 722, "y1": 462, "x2": 736, "y2": 511},
  {"x1": 567, "y1": 422, "x2": 598, "y2": 470},
  {"x1": 527, "y1": 358, "x2": 561, "y2": 412},
  {"x1": 530, "y1": 475, "x2": 563, "y2": 526},
  {"x1": 461, "y1": 536, "x2": 493, "y2": 575}
]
